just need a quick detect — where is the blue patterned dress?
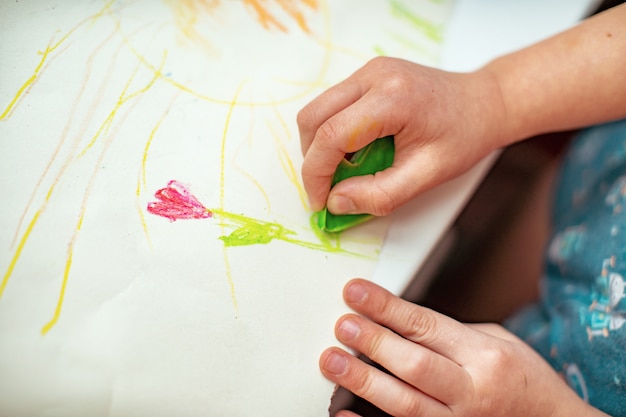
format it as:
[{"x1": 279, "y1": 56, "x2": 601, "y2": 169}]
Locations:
[{"x1": 506, "y1": 120, "x2": 626, "y2": 416}]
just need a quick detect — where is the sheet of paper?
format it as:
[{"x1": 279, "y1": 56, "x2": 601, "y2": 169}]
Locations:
[{"x1": 0, "y1": 1, "x2": 453, "y2": 416}]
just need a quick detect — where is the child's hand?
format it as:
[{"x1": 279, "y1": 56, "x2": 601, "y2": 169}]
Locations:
[
  {"x1": 320, "y1": 279, "x2": 605, "y2": 417},
  {"x1": 297, "y1": 57, "x2": 506, "y2": 215}
]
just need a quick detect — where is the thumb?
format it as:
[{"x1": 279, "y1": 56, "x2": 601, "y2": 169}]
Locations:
[{"x1": 326, "y1": 167, "x2": 412, "y2": 216}]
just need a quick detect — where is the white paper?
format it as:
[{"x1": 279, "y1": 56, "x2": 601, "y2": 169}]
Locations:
[{"x1": 0, "y1": 1, "x2": 453, "y2": 416}]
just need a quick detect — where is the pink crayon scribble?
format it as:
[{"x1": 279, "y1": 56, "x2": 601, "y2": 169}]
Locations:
[{"x1": 147, "y1": 180, "x2": 212, "y2": 221}]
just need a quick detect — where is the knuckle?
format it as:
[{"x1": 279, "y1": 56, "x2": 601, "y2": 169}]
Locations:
[
  {"x1": 404, "y1": 307, "x2": 439, "y2": 344},
  {"x1": 378, "y1": 65, "x2": 413, "y2": 95},
  {"x1": 365, "y1": 330, "x2": 387, "y2": 360},
  {"x1": 367, "y1": 182, "x2": 397, "y2": 216},
  {"x1": 316, "y1": 119, "x2": 341, "y2": 145},
  {"x1": 351, "y1": 366, "x2": 378, "y2": 400},
  {"x1": 382, "y1": 74, "x2": 408, "y2": 96},
  {"x1": 397, "y1": 393, "x2": 424, "y2": 417},
  {"x1": 296, "y1": 105, "x2": 315, "y2": 130},
  {"x1": 404, "y1": 350, "x2": 434, "y2": 377},
  {"x1": 485, "y1": 341, "x2": 515, "y2": 366},
  {"x1": 478, "y1": 341, "x2": 519, "y2": 383},
  {"x1": 368, "y1": 288, "x2": 397, "y2": 318},
  {"x1": 301, "y1": 157, "x2": 317, "y2": 178},
  {"x1": 366, "y1": 55, "x2": 393, "y2": 71}
]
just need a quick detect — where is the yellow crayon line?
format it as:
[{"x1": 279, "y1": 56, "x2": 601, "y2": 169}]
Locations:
[
  {"x1": 0, "y1": 0, "x2": 115, "y2": 120},
  {"x1": 236, "y1": 169, "x2": 272, "y2": 214},
  {"x1": 76, "y1": 64, "x2": 141, "y2": 157},
  {"x1": 271, "y1": 102, "x2": 292, "y2": 141},
  {"x1": 41, "y1": 90, "x2": 148, "y2": 334},
  {"x1": 122, "y1": 38, "x2": 233, "y2": 106},
  {"x1": 218, "y1": 82, "x2": 248, "y2": 314},
  {"x1": 141, "y1": 107, "x2": 168, "y2": 190},
  {"x1": 135, "y1": 116, "x2": 164, "y2": 246},
  {"x1": 89, "y1": 0, "x2": 115, "y2": 23},
  {"x1": 10, "y1": 29, "x2": 117, "y2": 249},
  {"x1": 0, "y1": 37, "x2": 60, "y2": 120},
  {"x1": 266, "y1": 120, "x2": 309, "y2": 210},
  {"x1": 35, "y1": 58, "x2": 157, "y2": 333},
  {"x1": 136, "y1": 91, "x2": 181, "y2": 246},
  {"x1": 221, "y1": 244, "x2": 238, "y2": 317},
  {"x1": 166, "y1": 0, "x2": 219, "y2": 51},
  {"x1": 4, "y1": 32, "x2": 126, "y2": 301},
  {"x1": 136, "y1": 181, "x2": 152, "y2": 249},
  {"x1": 40, "y1": 214, "x2": 83, "y2": 335},
  {"x1": 2, "y1": 182, "x2": 61, "y2": 302},
  {"x1": 78, "y1": 50, "x2": 167, "y2": 158},
  {"x1": 230, "y1": 105, "x2": 273, "y2": 213},
  {"x1": 0, "y1": 210, "x2": 42, "y2": 298},
  {"x1": 270, "y1": 105, "x2": 309, "y2": 210},
  {"x1": 218, "y1": 82, "x2": 247, "y2": 212},
  {"x1": 3, "y1": 182, "x2": 62, "y2": 304}
]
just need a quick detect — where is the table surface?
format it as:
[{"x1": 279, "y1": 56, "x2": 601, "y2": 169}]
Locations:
[{"x1": 374, "y1": 0, "x2": 601, "y2": 295}]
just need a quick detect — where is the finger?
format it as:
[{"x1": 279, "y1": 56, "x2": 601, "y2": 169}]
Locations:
[
  {"x1": 326, "y1": 166, "x2": 407, "y2": 216},
  {"x1": 335, "y1": 313, "x2": 471, "y2": 406},
  {"x1": 320, "y1": 347, "x2": 452, "y2": 417},
  {"x1": 301, "y1": 91, "x2": 400, "y2": 212},
  {"x1": 297, "y1": 77, "x2": 363, "y2": 156},
  {"x1": 326, "y1": 167, "x2": 396, "y2": 216},
  {"x1": 343, "y1": 279, "x2": 483, "y2": 363},
  {"x1": 326, "y1": 136, "x2": 447, "y2": 216}
]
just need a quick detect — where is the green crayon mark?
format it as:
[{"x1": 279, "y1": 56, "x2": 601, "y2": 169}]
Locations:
[
  {"x1": 212, "y1": 209, "x2": 367, "y2": 257},
  {"x1": 214, "y1": 210, "x2": 294, "y2": 247},
  {"x1": 390, "y1": 0, "x2": 443, "y2": 42}
]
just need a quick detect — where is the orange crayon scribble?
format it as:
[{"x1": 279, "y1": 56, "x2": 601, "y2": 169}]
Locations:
[
  {"x1": 125, "y1": 0, "x2": 331, "y2": 108},
  {"x1": 243, "y1": 0, "x2": 317, "y2": 33},
  {"x1": 165, "y1": 0, "x2": 220, "y2": 50},
  {"x1": 166, "y1": 0, "x2": 219, "y2": 36},
  {"x1": 346, "y1": 118, "x2": 383, "y2": 153}
]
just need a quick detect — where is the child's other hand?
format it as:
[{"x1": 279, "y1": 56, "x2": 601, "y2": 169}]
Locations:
[
  {"x1": 320, "y1": 279, "x2": 604, "y2": 417},
  {"x1": 297, "y1": 57, "x2": 505, "y2": 216}
]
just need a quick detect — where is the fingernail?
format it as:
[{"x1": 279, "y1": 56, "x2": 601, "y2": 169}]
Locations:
[
  {"x1": 323, "y1": 351, "x2": 347, "y2": 375},
  {"x1": 345, "y1": 281, "x2": 367, "y2": 304},
  {"x1": 309, "y1": 196, "x2": 323, "y2": 212},
  {"x1": 328, "y1": 195, "x2": 355, "y2": 214},
  {"x1": 337, "y1": 319, "x2": 360, "y2": 341}
]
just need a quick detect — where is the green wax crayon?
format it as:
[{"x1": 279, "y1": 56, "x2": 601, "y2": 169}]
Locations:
[{"x1": 317, "y1": 135, "x2": 395, "y2": 233}]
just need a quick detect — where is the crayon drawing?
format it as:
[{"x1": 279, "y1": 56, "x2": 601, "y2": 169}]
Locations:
[{"x1": 0, "y1": 1, "x2": 454, "y2": 416}]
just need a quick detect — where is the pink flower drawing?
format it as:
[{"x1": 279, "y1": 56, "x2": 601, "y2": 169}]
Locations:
[{"x1": 147, "y1": 180, "x2": 212, "y2": 221}]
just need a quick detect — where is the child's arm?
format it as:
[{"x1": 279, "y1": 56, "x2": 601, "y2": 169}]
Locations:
[
  {"x1": 486, "y1": 2, "x2": 626, "y2": 145},
  {"x1": 298, "y1": 4, "x2": 626, "y2": 217}
]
